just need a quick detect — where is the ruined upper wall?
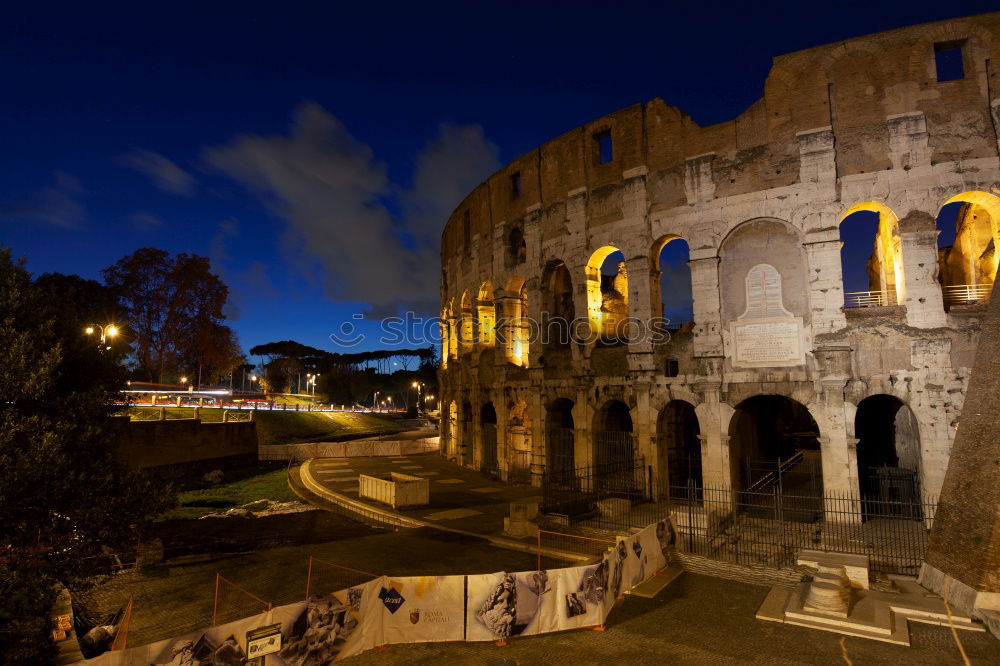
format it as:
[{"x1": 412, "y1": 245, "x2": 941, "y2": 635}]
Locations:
[{"x1": 441, "y1": 12, "x2": 1000, "y2": 263}]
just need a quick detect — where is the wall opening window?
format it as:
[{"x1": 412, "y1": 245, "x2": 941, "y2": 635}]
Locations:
[
  {"x1": 508, "y1": 226, "x2": 526, "y2": 265},
  {"x1": 651, "y1": 235, "x2": 694, "y2": 329},
  {"x1": 937, "y1": 192, "x2": 1000, "y2": 307},
  {"x1": 934, "y1": 41, "x2": 965, "y2": 82},
  {"x1": 664, "y1": 359, "x2": 679, "y2": 377},
  {"x1": 585, "y1": 246, "x2": 628, "y2": 346},
  {"x1": 594, "y1": 130, "x2": 613, "y2": 164},
  {"x1": 839, "y1": 203, "x2": 904, "y2": 308},
  {"x1": 510, "y1": 171, "x2": 522, "y2": 199}
]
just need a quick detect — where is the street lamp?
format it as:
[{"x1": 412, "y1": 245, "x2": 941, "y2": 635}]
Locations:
[
  {"x1": 180, "y1": 376, "x2": 188, "y2": 384},
  {"x1": 84, "y1": 323, "x2": 119, "y2": 347},
  {"x1": 411, "y1": 381, "x2": 424, "y2": 413}
]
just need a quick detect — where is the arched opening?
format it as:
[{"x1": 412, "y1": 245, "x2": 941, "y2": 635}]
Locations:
[
  {"x1": 657, "y1": 400, "x2": 701, "y2": 500},
  {"x1": 480, "y1": 402, "x2": 498, "y2": 477},
  {"x1": 447, "y1": 401, "x2": 458, "y2": 458},
  {"x1": 501, "y1": 276, "x2": 529, "y2": 366},
  {"x1": 651, "y1": 236, "x2": 694, "y2": 328},
  {"x1": 729, "y1": 395, "x2": 823, "y2": 502},
  {"x1": 507, "y1": 400, "x2": 532, "y2": 484},
  {"x1": 508, "y1": 227, "x2": 526, "y2": 265},
  {"x1": 477, "y1": 282, "x2": 495, "y2": 348},
  {"x1": 855, "y1": 395, "x2": 922, "y2": 518},
  {"x1": 545, "y1": 398, "x2": 575, "y2": 481},
  {"x1": 446, "y1": 299, "x2": 458, "y2": 361},
  {"x1": 541, "y1": 260, "x2": 575, "y2": 349},
  {"x1": 593, "y1": 399, "x2": 637, "y2": 493},
  {"x1": 839, "y1": 203, "x2": 904, "y2": 308},
  {"x1": 459, "y1": 291, "x2": 474, "y2": 354},
  {"x1": 937, "y1": 191, "x2": 1000, "y2": 307},
  {"x1": 585, "y1": 246, "x2": 628, "y2": 345}
]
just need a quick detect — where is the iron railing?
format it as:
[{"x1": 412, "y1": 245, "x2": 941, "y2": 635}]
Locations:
[
  {"x1": 539, "y1": 463, "x2": 937, "y2": 575},
  {"x1": 943, "y1": 283, "x2": 992, "y2": 306},
  {"x1": 844, "y1": 288, "x2": 897, "y2": 308}
]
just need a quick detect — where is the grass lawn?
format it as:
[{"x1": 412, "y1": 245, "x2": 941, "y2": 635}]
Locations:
[
  {"x1": 253, "y1": 410, "x2": 401, "y2": 445},
  {"x1": 161, "y1": 463, "x2": 300, "y2": 520},
  {"x1": 126, "y1": 408, "x2": 402, "y2": 445}
]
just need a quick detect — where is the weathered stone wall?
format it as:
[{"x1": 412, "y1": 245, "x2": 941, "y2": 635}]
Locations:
[
  {"x1": 109, "y1": 418, "x2": 258, "y2": 470},
  {"x1": 438, "y1": 13, "x2": 1000, "y2": 502}
]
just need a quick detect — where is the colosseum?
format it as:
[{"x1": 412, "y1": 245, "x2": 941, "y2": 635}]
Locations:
[{"x1": 437, "y1": 12, "x2": 1000, "y2": 524}]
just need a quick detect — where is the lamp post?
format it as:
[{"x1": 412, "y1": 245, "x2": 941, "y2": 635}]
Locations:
[
  {"x1": 84, "y1": 323, "x2": 119, "y2": 350},
  {"x1": 372, "y1": 391, "x2": 379, "y2": 412},
  {"x1": 411, "y1": 381, "x2": 424, "y2": 413}
]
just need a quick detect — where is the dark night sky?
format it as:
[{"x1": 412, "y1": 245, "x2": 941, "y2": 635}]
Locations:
[{"x1": 0, "y1": 1, "x2": 991, "y2": 354}]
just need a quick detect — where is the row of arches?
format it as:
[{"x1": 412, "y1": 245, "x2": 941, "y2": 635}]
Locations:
[
  {"x1": 445, "y1": 392, "x2": 923, "y2": 510},
  {"x1": 443, "y1": 191, "x2": 1000, "y2": 362}
]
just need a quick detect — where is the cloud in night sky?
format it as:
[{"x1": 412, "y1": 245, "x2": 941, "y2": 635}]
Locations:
[
  {"x1": 118, "y1": 148, "x2": 196, "y2": 196},
  {"x1": 0, "y1": 171, "x2": 85, "y2": 228},
  {"x1": 129, "y1": 211, "x2": 165, "y2": 231},
  {"x1": 204, "y1": 102, "x2": 499, "y2": 314}
]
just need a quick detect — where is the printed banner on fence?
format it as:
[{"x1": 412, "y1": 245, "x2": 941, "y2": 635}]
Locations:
[{"x1": 378, "y1": 575, "x2": 465, "y2": 645}]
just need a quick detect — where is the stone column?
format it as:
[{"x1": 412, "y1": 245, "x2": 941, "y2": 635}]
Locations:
[
  {"x1": 803, "y1": 233, "x2": 848, "y2": 334},
  {"x1": 899, "y1": 211, "x2": 947, "y2": 328},
  {"x1": 573, "y1": 384, "x2": 594, "y2": 490},
  {"x1": 625, "y1": 257, "x2": 657, "y2": 374},
  {"x1": 632, "y1": 381, "x2": 654, "y2": 488},
  {"x1": 693, "y1": 380, "x2": 731, "y2": 489},
  {"x1": 528, "y1": 386, "x2": 545, "y2": 487},
  {"x1": 689, "y1": 254, "x2": 724, "y2": 357},
  {"x1": 525, "y1": 279, "x2": 544, "y2": 369}
]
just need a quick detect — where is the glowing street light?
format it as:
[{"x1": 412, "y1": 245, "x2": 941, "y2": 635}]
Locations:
[
  {"x1": 180, "y1": 376, "x2": 188, "y2": 384},
  {"x1": 84, "y1": 323, "x2": 120, "y2": 346}
]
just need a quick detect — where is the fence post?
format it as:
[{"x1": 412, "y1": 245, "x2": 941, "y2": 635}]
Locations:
[
  {"x1": 212, "y1": 573, "x2": 220, "y2": 627},
  {"x1": 306, "y1": 556, "x2": 314, "y2": 600},
  {"x1": 537, "y1": 530, "x2": 541, "y2": 572}
]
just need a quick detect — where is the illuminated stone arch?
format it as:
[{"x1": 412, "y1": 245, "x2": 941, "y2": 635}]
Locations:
[
  {"x1": 476, "y1": 282, "x2": 496, "y2": 348},
  {"x1": 501, "y1": 276, "x2": 529, "y2": 366},
  {"x1": 585, "y1": 245, "x2": 628, "y2": 343},
  {"x1": 938, "y1": 191, "x2": 1000, "y2": 293},
  {"x1": 839, "y1": 202, "x2": 905, "y2": 308}
]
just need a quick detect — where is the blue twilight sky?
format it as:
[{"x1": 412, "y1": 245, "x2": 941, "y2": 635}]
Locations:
[{"x1": 0, "y1": 1, "x2": 988, "y2": 354}]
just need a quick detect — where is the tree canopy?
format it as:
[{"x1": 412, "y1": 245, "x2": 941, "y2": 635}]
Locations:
[
  {"x1": 0, "y1": 248, "x2": 175, "y2": 663},
  {"x1": 102, "y1": 248, "x2": 241, "y2": 383}
]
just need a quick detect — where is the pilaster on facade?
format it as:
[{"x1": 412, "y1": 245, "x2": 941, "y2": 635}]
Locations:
[
  {"x1": 796, "y1": 126, "x2": 837, "y2": 193},
  {"x1": 689, "y1": 255, "x2": 724, "y2": 357},
  {"x1": 899, "y1": 214, "x2": 948, "y2": 328},
  {"x1": 684, "y1": 153, "x2": 716, "y2": 204},
  {"x1": 886, "y1": 112, "x2": 932, "y2": 171}
]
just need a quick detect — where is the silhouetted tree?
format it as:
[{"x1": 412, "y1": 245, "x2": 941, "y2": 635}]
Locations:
[
  {"x1": 102, "y1": 248, "x2": 240, "y2": 383},
  {"x1": 0, "y1": 248, "x2": 175, "y2": 664}
]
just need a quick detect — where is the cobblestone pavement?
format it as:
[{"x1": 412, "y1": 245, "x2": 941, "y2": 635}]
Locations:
[
  {"x1": 344, "y1": 572, "x2": 1000, "y2": 665},
  {"x1": 306, "y1": 453, "x2": 541, "y2": 535}
]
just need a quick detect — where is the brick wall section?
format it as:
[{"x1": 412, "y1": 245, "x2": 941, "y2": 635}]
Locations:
[
  {"x1": 108, "y1": 418, "x2": 258, "y2": 469},
  {"x1": 924, "y1": 280, "x2": 1000, "y2": 593}
]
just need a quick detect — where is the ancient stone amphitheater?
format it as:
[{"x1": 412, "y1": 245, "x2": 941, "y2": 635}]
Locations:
[{"x1": 437, "y1": 12, "x2": 1000, "y2": 512}]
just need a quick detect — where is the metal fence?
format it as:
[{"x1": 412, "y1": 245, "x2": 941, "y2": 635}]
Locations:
[
  {"x1": 541, "y1": 461, "x2": 936, "y2": 575},
  {"x1": 844, "y1": 287, "x2": 898, "y2": 308},
  {"x1": 943, "y1": 283, "x2": 992, "y2": 306}
]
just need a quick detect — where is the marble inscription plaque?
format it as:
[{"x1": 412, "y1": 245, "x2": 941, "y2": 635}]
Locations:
[{"x1": 732, "y1": 318, "x2": 802, "y2": 366}]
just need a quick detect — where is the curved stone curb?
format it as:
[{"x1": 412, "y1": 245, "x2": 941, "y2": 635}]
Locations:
[{"x1": 297, "y1": 458, "x2": 591, "y2": 564}]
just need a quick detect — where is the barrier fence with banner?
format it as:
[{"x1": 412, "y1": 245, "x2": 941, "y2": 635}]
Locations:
[{"x1": 75, "y1": 519, "x2": 678, "y2": 664}]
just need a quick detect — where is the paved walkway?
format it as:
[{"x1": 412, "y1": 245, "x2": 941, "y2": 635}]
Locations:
[{"x1": 299, "y1": 452, "x2": 542, "y2": 538}]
